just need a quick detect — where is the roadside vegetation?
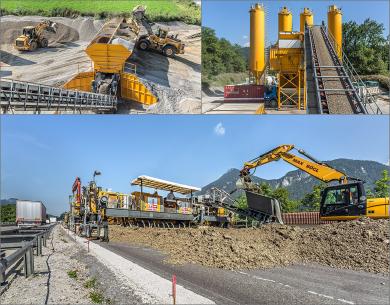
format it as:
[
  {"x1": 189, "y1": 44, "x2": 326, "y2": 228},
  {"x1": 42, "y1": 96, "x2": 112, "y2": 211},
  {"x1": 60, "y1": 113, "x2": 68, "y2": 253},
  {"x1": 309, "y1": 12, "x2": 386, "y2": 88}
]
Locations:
[
  {"x1": 236, "y1": 170, "x2": 389, "y2": 213},
  {"x1": 202, "y1": 27, "x2": 247, "y2": 88},
  {"x1": 0, "y1": 204, "x2": 16, "y2": 223},
  {"x1": 0, "y1": 0, "x2": 201, "y2": 24}
]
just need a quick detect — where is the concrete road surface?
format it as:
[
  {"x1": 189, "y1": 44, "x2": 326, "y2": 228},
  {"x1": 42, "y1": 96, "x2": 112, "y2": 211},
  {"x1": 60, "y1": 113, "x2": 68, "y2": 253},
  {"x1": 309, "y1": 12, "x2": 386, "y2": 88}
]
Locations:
[{"x1": 97, "y1": 241, "x2": 389, "y2": 305}]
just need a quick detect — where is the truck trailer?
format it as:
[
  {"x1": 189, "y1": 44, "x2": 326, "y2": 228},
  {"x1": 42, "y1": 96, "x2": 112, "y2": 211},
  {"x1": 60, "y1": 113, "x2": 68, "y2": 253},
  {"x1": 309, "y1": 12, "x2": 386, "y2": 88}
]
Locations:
[{"x1": 16, "y1": 200, "x2": 46, "y2": 226}]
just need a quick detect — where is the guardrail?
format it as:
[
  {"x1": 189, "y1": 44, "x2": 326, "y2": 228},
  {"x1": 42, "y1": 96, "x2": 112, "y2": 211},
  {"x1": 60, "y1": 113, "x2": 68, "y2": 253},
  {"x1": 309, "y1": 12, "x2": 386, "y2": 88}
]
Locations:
[{"x1": 0, "y1": 224, "x2": 55, "y2": 287}]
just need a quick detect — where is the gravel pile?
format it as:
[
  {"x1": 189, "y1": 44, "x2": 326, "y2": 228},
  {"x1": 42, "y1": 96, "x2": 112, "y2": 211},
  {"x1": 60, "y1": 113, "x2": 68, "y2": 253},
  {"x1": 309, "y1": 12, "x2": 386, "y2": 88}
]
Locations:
[
  {"x1": 0, "y1": 16, "x2": 104, "y2": 45},
  {"x1": 109, "y1": 218, "x2": 389, "y2": 274}
]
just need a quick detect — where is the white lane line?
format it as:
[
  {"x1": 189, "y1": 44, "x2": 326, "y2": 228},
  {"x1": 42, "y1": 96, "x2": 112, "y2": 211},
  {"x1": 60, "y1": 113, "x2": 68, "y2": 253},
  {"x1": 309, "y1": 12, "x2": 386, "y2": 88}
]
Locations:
[
  {"x1": 318, "y1": 293, "x2": 334, "y2": 300},
  {"x1": 238, "y1": 271, "x2": 248, "y2": 275},
  {"x1": 308, "y1": 290, "x2": 354, "y2": 304},
  {"x1": 337, "y1": 299, "x2": 355, "y2": 305},
  {"x1": 253, "y1": 276, "x2": 276, "y2": 283}
]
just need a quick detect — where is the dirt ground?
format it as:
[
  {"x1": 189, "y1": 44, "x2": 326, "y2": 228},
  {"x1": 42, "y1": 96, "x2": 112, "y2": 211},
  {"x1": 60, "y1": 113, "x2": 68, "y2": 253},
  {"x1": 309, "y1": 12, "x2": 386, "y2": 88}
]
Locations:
[
  {"x1": 109, "y1": 218, "x2": 389, "y2": 274},
  {"x1": 0, "y1": 16, "x2": 201, "y2": 114}
]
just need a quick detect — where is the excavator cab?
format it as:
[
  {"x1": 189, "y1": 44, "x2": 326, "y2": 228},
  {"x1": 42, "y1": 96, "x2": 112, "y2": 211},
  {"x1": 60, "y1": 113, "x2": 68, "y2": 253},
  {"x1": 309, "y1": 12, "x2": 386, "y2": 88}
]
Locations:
[{"x1": 320, "y1": 181, "x2": 366, "y2": 220}]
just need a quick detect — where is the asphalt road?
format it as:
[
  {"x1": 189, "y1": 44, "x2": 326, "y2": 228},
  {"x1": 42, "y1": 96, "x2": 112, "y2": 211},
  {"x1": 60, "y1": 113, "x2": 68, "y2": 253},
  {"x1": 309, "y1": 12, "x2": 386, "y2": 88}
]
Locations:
[{"x1": 97, "y1": 241, "x2": 389, "y2": 305}]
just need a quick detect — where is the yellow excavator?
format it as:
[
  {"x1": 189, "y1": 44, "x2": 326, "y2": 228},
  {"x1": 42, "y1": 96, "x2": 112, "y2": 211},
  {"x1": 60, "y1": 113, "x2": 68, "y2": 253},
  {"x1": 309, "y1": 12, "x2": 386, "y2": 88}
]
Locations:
[
  {"x1": 15, "y1": 20, "x2": 58, "y2": 51},
  {"x1": 239, "y1": 144, "x2": 389, "y2": 221}
]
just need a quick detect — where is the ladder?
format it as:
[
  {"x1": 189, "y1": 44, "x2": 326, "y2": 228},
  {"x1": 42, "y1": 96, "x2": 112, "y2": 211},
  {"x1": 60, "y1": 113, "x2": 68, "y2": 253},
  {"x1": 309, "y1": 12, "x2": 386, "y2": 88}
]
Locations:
[
  {"x1": 1, "y1": 78, "x2": 117, "y2": 113},
  {"x1": 306, "y1": 25, "x2": 382, "y2": 114}
]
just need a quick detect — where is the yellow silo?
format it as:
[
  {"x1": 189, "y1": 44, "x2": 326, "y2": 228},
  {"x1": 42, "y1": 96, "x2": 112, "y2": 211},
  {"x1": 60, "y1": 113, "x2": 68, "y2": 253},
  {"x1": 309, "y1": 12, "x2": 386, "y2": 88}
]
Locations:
[
  {"x1": 278, "y1": 6, "x2": 292, "y2": 34},
  {"x1": 249, "y1": 3, "x2": 265, "y2": 84},
  {"x1": 328, "y1": 5, "x2": 342, "y2": 59},
  {"x1": 300, "y1": 8, "x2": 314, "y2": 32}
]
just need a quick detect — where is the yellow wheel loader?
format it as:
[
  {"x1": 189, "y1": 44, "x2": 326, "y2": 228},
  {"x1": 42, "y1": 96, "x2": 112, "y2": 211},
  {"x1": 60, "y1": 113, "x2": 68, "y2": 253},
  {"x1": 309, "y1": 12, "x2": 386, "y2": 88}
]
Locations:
[
  {"x1": 132, "y1": 5, "x2": 185, "y2": 57},
  {"x1": 14, "y1": 20, "x2": 58, "y2": 51}
]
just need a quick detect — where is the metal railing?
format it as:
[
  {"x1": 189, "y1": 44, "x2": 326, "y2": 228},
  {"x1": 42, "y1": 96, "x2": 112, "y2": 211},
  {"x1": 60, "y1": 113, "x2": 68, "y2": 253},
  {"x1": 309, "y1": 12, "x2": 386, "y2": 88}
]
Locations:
[
  {"x1": 0, "y1": 224, "x2": 55, "y2": 287},
  {"x1": 1, "y1": 78, "x2": 117, "y2": 113},
  {"x1": 325, "y1": 26, "x2": 383, "y2": 114}
]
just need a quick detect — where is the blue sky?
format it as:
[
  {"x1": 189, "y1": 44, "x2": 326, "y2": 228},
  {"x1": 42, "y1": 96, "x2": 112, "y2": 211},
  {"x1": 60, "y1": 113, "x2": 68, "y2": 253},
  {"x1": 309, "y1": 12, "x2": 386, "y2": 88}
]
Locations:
[
  {"x1": 202, "y1": 0, "x2": 390, "y2": 46},
  {"x1": 1, "y1": 116, "x2": 388, "y2": 216}
]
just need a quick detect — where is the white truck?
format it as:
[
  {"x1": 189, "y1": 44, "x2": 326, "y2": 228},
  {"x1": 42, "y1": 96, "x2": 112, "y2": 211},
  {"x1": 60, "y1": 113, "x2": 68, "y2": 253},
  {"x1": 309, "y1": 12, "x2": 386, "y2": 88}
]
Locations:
[{"x1": 16, "y1": 200, "x2": 46, "y2": 226}]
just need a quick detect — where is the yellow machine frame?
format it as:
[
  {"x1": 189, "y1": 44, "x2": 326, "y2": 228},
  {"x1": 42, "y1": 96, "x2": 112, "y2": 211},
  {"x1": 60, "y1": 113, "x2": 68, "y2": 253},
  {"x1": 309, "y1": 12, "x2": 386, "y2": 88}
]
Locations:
[{"x1": 63, "y1": 19, "x2": 157, "y2": 105}]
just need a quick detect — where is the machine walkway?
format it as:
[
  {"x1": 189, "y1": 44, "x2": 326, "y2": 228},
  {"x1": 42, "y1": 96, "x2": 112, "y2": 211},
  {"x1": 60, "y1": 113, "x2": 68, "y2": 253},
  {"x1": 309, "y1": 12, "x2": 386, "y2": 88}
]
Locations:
[
  {"x1": 1, "y1": 78, "x2": 117, "y2": 113},
  {"x1": 305, "y1": 25, "x2": 382, "y2": 114}
]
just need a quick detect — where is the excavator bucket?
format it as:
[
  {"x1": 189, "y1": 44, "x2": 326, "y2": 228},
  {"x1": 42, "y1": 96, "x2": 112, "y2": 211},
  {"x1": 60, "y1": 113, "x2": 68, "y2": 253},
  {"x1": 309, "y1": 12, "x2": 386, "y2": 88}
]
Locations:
[
  {"x1": 120, "y1": 72, "x2": 157, "y2": 105},
  {"x1": 63, "y1": 71, "x2": 95, "y2": 92},
  {"x1": 245, "y1": 191, "x2": 284, "y2": 224}
]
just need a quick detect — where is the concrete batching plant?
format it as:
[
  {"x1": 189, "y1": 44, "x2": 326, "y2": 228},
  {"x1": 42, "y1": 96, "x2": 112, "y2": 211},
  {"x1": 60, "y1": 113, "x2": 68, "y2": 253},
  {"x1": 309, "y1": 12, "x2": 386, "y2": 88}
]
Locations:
[{"x1": 223, "y1": 3, "x2": 381, "y2": 115}]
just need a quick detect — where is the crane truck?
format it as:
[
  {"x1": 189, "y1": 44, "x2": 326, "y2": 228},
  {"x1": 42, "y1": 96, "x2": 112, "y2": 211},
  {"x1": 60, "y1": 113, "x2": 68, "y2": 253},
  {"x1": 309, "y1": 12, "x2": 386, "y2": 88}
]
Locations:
[
  {"x1": 14, "y1": 20, "x2": 58, "y2": 51},
  {"x1": 239, "y1": 144, "x2": 389, "y2": 221}
]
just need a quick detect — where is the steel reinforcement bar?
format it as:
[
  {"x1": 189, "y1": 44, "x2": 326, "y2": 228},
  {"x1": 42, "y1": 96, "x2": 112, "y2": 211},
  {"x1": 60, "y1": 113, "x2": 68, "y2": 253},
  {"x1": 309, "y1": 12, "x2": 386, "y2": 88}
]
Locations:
[{"x1": 0, "y1": 79, "x2": 117, "y2": 113}]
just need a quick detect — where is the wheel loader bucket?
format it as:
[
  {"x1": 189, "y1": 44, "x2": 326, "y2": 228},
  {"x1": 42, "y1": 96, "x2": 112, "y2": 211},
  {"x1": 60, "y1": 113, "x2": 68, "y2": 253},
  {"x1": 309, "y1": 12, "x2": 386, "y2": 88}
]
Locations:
[{"x1": 245, "y1": 191, "x2": 284, "y2": 224}]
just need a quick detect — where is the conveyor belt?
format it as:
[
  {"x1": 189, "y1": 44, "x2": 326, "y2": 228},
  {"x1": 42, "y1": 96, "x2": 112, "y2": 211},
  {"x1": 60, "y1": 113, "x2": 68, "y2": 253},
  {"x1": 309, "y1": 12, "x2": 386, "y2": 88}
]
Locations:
[
  {"x1": 1, "y1": 78, "x2": 117, "y2": 113},
  {"x1": 307, "y1": 26, "x2": 366, "y2": 114}
]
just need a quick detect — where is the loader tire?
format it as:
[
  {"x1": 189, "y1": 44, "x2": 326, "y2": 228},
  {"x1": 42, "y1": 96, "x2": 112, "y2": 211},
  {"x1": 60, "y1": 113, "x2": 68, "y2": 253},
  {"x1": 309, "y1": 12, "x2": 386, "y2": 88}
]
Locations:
[
  {"x1": 29, "y1": 41, "x2": 38, "y2": 51},
  {"x1": 98, "y1": 83, "x2": 110, "y2": 95},
  {"x1": 138, "y1": 40, "x2": 149, "y2": 51},
  {"x1": 162, "y1": 45, "x2": 175, "y2": 57},
  {"x1": 40, "y1": 38, "x2": 48, "y2": 48}
]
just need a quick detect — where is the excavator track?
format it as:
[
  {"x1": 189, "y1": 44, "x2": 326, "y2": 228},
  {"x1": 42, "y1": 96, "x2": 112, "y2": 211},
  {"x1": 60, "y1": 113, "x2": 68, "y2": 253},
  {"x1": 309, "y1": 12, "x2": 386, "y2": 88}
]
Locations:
[
  {"x1": 307, "y1": 26, "x2": 367, "y2": 114},
  {"x1": 1, "y1": 78, "x2": 117, "y2": 113}
]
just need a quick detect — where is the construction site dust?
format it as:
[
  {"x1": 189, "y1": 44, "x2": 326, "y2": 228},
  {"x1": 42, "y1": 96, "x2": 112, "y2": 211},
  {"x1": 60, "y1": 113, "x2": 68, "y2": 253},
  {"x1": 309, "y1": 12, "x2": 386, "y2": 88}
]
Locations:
[
  {"x1": 109, "y1": 218, "x2": 389, "y2": 274},
  {"x1": 0, "y1": 16, "x2": 201, "y2": 113}
]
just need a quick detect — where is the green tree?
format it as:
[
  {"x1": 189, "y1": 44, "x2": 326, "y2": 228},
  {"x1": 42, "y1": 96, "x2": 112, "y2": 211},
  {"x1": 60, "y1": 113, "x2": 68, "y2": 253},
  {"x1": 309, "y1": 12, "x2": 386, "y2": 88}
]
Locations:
[
  {"x1": 202, "y1": 26, "x2": 247, "y2": 82},
  {"x1": 300, "y1": 183, "x2": 326, "y2": 211},
  {"x1": 373, "y1": 170, "x2": 389, "y2": 197},
  {"x1": 0, "y1": 204, "x2": 16, "y2": 223},
  {"x1": 343, "y1": 19, "x2": 389, "y2": 75}
]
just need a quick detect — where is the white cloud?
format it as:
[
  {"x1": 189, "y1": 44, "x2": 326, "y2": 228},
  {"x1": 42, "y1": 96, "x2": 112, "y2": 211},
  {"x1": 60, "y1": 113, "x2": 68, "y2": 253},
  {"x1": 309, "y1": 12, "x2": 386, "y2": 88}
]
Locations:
[
  {"x1": 214, "y1": 122, "x2": 225, "y2": 136},
  {"x1": 243, "y1": 35, "x2": 248, "y2": 39},
  {"x1": 243, "y1": 42, "x2": 250, "y2": 47}
]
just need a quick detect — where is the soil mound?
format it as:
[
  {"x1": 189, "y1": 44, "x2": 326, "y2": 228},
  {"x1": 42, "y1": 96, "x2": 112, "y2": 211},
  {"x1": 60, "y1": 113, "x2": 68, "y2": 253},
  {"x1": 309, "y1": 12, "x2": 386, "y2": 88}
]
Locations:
[{"x1": 109, "y1": 218, "x2": 389, "y2": 273}]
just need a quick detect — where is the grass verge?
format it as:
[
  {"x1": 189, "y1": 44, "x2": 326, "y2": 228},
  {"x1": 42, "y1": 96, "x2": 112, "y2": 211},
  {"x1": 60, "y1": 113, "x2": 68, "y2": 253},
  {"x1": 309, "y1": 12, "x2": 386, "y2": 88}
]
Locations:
[{"x1": 0, "y1": 0, "x2": 201, "y2": 24}]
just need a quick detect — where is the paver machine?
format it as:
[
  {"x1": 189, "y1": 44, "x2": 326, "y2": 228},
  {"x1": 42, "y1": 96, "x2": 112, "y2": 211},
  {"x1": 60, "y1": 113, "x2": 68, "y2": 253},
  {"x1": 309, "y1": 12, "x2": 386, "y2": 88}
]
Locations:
[
  {"x1": 240, "y1": 144, "x2": 389, "y2": 221},
  {"x1": 15, "y1": 20, "x2": 58, "y2": 51}
]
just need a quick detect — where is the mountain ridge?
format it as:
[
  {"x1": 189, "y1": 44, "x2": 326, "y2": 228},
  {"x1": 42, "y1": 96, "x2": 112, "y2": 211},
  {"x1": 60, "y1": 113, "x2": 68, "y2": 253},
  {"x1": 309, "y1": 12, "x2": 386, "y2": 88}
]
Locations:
[{"x1": 197, "y1": 159, "x2": 389, "y2": 200}]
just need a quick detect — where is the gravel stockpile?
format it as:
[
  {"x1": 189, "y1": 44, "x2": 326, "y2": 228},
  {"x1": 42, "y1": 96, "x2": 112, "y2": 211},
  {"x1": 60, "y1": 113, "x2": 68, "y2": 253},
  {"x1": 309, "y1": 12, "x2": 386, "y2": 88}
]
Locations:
[
  {"x1": 311, "y1": 26, "x2": 354, "y2": 114},
  {"x1": 109, "y1": 218, "x2": 389, "y2": 274}
]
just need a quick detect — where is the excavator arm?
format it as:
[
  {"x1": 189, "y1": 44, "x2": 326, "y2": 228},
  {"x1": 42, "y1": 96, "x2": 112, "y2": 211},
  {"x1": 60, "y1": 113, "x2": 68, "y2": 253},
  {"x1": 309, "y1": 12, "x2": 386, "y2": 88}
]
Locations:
[{"x1": 240, "y1": 144, "x2": 349, "y2": 184}]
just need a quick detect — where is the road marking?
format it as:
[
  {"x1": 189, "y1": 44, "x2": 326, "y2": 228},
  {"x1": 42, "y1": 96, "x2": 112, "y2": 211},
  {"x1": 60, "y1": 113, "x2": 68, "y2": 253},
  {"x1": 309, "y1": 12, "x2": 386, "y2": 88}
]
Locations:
[
  {"x1": 337, "y1": 299, "x2": 355, "y2": 305},
  {"x1": 318, "y1": 294, "x2": 334, "y2": 300},
  {"x1": 238, "y1": 271, "x2": 248, "y2": 275},
  {"x1": 253, "y1": 276, "x2": 276, "y2": 283},
  {"x1": 308, "y1": 290, "x2": 354, "y2": 304}
]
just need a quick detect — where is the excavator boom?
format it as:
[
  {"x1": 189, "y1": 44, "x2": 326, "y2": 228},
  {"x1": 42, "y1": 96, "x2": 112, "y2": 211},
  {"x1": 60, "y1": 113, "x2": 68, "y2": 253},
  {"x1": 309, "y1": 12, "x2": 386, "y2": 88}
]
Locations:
[{"x1": 242, "y1": 144, "x2": 348, "y2": 184}]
